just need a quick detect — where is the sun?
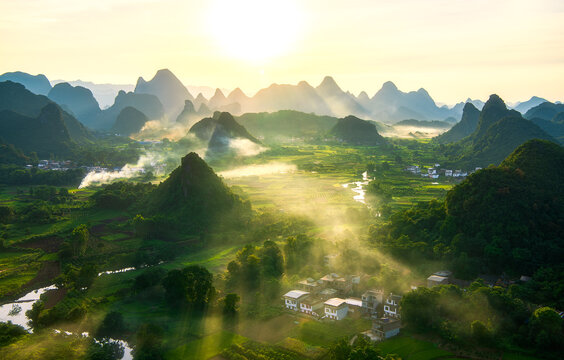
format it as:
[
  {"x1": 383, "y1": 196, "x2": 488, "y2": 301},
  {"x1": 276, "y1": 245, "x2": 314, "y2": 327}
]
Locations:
[{"x1": 207, "y1": 0, "x2": 303, "y2": 62}]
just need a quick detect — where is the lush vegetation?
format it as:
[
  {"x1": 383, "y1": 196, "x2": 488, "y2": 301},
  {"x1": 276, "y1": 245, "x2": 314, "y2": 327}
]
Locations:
[
  {"x1": 402, "y1": 282, "x2": 563, "y2": 358},
  {"x1": 372, "y1": 140, "x2": 564, "y2": 292}
]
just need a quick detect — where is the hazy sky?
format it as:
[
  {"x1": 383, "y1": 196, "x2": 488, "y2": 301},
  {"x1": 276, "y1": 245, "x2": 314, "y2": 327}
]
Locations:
[{"x1": 1, "y1": 0, "x2": 563, "y2": 104}]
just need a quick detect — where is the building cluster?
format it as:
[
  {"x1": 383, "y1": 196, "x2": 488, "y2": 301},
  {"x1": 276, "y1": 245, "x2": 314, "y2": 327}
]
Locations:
[
  {"x1": 405, "y1": 164, "x2": 483, "y2": 179},
  {"x1": 34, "y1": 160, "x2": 74, "y2": 171},
  {"x1": 283, "y1": 273, "x2": 403, "y2": 341}
]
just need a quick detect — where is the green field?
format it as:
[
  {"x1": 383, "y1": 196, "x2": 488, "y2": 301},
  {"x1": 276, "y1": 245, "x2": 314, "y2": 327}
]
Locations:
[{"x1": 376, "y1": 335, "x2": 457, "y2": 360}]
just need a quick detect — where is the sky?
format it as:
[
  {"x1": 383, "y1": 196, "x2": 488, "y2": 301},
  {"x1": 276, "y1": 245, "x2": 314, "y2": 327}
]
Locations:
[{"x1": 0, "y1": 0, "x2": 563, "y2": 104}]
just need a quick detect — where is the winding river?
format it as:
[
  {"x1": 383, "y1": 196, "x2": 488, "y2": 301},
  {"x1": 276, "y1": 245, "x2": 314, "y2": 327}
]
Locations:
[
  {"x1": 0, "y1": 268, "x2": 138, "y2": 360},
  {"x1": 342, "y1": 171, "x2": 370, "y2": 204}
]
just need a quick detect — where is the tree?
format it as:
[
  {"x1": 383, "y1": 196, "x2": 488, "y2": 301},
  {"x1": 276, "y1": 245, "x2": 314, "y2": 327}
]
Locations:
[
  {"x1": 162, "y1": 266, "x2": 215, "y2": 307},
  {"x1": 0, "y1": 321, "x2": 26, "y2": 346},
  {"x1": 96, "y1": 311, "x2": 127, "y2": 339},
  {"x1": 223, "y1": 293, "x2": 240, "y2": 315},
  {"x1": 470, "y1": 320, "x2": 491, "y2": 345},
  {"x1": 162, "y1": 269, "x2": 187, "y2": 304},
  {"x1": 0, "y1": 206, "x2": 14, "y2": 224},
  {"x1": 70, "y1": 224, "x2": 89, "y2": 257},
  {"x1": 133, "y1": 323, "x2": 164, "y2": 360},
  {"x1": 87, "y1": 339, "x2": 124, "y2": 360},
  {"x1": 529, "y1": 307, "x2": 564, "y2": 351},
  {"x1": 76, "y1": 263, "x2": 98, "y2": 289},
  {"x1": 183, "y1": 265, "x2": 215, "y2": 307},
  {"x1": 243, "y1": 254, "x2": 261, "y2": 290},
  {"x1": 26, "y1": 300, "x2": 44, "y2": 329},
  {"x1": 259, "y1": 240, "x2": 284, "y2": 278}
]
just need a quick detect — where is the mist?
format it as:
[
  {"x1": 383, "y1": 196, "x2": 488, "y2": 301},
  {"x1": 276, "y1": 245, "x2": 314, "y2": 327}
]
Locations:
[{"x1": 219, "y1": 162, "x2": 296, "y2": 178}]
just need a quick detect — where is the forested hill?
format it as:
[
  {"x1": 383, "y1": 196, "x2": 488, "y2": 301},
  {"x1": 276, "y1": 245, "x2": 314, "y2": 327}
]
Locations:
[
  {"x1": 374, "y1": 139, "x2": 564, "y2": 296},
  {"x1": 329, "y1": 115, "x2": 386, "y2": 146},
  {"x1": 0, "y1": 80, "x2": 93, "y2": 146},
  {"x1": 443, "y1": 94, "x2": 556, "y2": 168},
  {"x1": 144, "y1": 152, "x2": 251, "y2": 231}
]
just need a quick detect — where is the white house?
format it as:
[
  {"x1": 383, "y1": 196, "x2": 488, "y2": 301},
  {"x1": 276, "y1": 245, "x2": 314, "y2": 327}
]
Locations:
[
  {"x1": 361, "y1": 289, "x2": 383, "y2": 315},
  {"x1": 324, "y1": 298, "x2": 349, "y2": 320},
  {"x1": 283, "y1": 290, "x2": 309, "y2": 311},
  {"x1": 345, "y1": 298, "x2": 363, "y2": 312},
  {"x1": 300, "y1": 297, "x2": 324, "y2": 317},
  {"x1": 371, "y1": 317, "x2": 401, "y2": 341},
  {"x1": 383, "y1": 293, "x2": 402, "y2": 319}
]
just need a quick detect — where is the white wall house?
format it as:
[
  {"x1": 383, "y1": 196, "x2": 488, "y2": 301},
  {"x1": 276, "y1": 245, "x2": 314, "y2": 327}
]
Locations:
[
  {"x1": 283, "y1": 290, "x2": 309, "y2": 311},
  {"x1": 383, "y1": 293, "x2": 402, "y2": 319},
  {"x1": 300, "y1": 298, "x2": 324, "y2": 317},
  {"x1": 324, "y1": 298, "x2": 349, "y2": 320}
]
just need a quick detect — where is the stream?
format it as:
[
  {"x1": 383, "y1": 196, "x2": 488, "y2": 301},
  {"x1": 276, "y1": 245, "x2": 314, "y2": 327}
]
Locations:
[
  {"x1": 342, "y1": 171, "x2": 370, "y2": 204},
  {"x1": 0, "y1": 267, "x2": 139, "y2": 359}
]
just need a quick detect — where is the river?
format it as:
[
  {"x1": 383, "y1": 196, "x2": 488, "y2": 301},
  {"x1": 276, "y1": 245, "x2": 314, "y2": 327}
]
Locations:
[{"x1": 0, "y1": 267, "x2": 139, "y2": 359}]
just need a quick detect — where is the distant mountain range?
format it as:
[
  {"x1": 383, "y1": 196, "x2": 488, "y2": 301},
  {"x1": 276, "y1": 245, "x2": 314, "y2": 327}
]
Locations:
[
  {"x1": 0, "y1": 71, "x2": 52, "y2": 95},
  {"x1": 47, "y1": 82, "x2": 101, "y2": 127},
  {"x1": 523, "y1": 101, "x2": 564, "y2": 143},
  {"x1": 134, "y1": 69, "x2": 193, "y2": 120},
  {"x1": 3, "y1": 70, "x2": 562, "y2": 132},
  {"x1": 0, "y1": 81, "x2": 93, "y2": 149},
  {"x1": 441, "y1": 95, "x2": 557, "y2": 168},
  {"x1": 435, "y1": 103, "x2": 481, "y2": 144}
]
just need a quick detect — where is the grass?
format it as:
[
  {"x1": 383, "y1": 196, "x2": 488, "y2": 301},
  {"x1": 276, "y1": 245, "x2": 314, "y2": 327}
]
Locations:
[
  {"x1": 502, "y1": 353, "x2": 543, "y2": 360},
  {"x1": 166, "y1": 330, "x2": 247, "y2": 360},
  {"x1": 296, "y1": 318, "x2": 371, "y2": 347},
  {"x1": 376, "y1": 335, "x2": 456, "y2": 360}
]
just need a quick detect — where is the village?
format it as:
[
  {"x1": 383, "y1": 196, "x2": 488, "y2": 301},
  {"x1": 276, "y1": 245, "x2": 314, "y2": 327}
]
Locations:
[
  {"x1": 281, "y1": 267, "x2": 541, "y2": 343},
  {"x1": 404, "y1": 163, "x2": 482, "y2": 179},
  {"x1": 282, "y1": 269, "x2": 404, "y2": 343}
]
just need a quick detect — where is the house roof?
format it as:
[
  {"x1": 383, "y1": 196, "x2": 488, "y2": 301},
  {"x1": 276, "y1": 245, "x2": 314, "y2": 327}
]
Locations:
[
  {"x1": 283, "y1": 290, "x2": 309, "y2": 299},
  {"x1": 433, "y1": 270, "x2": 452, "y2": 277},
  {"x1": 302, "y1": 297, "x2": 323, "y2": 306},
  {"x1": 345, "y1": 298, "x2": 362, "y2": 307},
  {"x1": 299, "y1": 279, "x2": 318, "y2": 286},
  {"x1": 427, "y1": 275, "x2": 448, "y2": 282},
  {"x1": 325, "y1": 298, "x2": 347, "y2": 307},
  {"x1": 363, "y1": 289, "x2": 382, "y2": 296},
  {"x1": 320, "y1": 288, "x2": 338, "y2": 296}
]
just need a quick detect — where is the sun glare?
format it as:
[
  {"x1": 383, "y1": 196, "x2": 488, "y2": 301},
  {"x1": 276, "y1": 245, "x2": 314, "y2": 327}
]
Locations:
[{"x1": 207, "y1": 0, "x2": 303, "y2": 62}]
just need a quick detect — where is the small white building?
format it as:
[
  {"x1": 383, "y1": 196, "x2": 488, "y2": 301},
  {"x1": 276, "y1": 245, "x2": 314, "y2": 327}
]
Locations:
[
  {"x1": 427, "y1": 275, "x2": 449, "y2": 287},
  {"x1": 371, "y1": 317, "x2": 401, "y2": 341},
  {"x1": 324, "y1": 298, "x2": 349, "y2": 320},
  {"x1": 383, "y1": 293, "x2": 402, "y2": 319},
  {"x1": 345, "y1": 298, "x2": 363, "y2": 312},
  {"x1": 361, "y1": 289, "x2": 383, "y2": 315},
  {"x1": 300, "y1": 297, "x2": 324, "y2": 317},
  {"x1": 283, "y1": 290, "x2": 309, "y2": 311}
]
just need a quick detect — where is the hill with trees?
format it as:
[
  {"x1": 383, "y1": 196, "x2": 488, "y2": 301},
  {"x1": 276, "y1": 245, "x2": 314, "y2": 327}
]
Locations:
[
  {"x1": 372, "y1": 139, "x2": 564, "y2": 304},
  {"x1": 0, "y1": 103, "x2": 75, "y2": 157},
  {"x1": 111, "y1": 106, "x2": 149, "y2": 136},
  {"x1": 444, "y1": 95, "x2": 556, "y2": 167},
  {"x1": 144, "y1": 152, "x2": 251, "y2": 232},
  {"x1": 93, "y1": 90, "x2": 164, "y2": 130},
  {"x1": 0, "y1": 71, "x2": 52, "y2": 95},
  {"x1": 47, "y1": 82, "x2": 101, "y2": 126},
  {"x1": 524, "y1": 101, "x2": 564, "y2": 121},
  {"x1": 329, "y1": 116, "x2": 386, "y2": 146},
  {"x1": 435, "y1": 102, "x2": 480, "y2": 144},
  {"x1": 134, "y1": 68, "x2": 193, "y2": 120},
  {"x1": 0, "y1": 81, "x2": 93, "y2": 145},
  {"x1": 236, "y1": 110, "x2": 339, "y2": 142}
]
